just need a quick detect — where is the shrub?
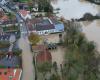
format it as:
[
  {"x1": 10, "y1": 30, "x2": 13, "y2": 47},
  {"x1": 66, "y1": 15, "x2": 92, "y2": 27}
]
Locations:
[{"x1": 0, "y1": 41, "x2": 10, "y2": 48}]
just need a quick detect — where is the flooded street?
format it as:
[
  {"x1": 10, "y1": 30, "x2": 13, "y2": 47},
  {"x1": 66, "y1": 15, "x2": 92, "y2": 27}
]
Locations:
[
  {"x1": 50, "y1": 46, "x2": 65, "y2": 65},
  {"x1": 42, "y1": 34, "x2": 65, "y2": 67},
  {"x1": 18, "y1": 36, "x2": 35, "y2": 80},
  {"x1": 51, "y1": 0, "x2": 100, "y2": 52}
]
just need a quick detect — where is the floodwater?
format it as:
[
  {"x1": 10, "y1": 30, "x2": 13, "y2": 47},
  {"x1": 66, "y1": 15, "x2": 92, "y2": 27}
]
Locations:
[
  {"x1": 18, "y1": 36, "x2": 35, "y2": 80},
  {"x1": 51, "y1": 0, "x2": 100, "y2": 52}
]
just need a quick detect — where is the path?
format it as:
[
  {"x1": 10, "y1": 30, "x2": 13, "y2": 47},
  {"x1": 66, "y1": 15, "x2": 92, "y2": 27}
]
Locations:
[{"x1": 18, "y1": 36, "x2": 35, "y2": 80}]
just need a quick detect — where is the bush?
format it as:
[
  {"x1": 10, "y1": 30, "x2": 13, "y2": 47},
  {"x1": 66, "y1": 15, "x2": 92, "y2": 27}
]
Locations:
[
  {"x1": 0, "y1": 41, "x2": 10, "y2": 48},
  {"x1": 13, "y1": 48, "x2": 22, "y2": 56}
]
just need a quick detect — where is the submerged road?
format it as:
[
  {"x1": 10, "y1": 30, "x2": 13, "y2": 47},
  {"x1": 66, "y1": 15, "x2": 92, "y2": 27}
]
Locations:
[{"x1": 18, "y1": 36, "x2": 35, "y2": 80}]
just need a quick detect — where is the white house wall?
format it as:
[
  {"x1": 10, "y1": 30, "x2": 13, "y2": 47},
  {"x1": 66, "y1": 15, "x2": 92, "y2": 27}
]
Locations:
[
  {"x1": 20, "y1": 14, "x2": 31, "y2": 20},
  {"x1": 37, "y1": 29, "x2": 55, "y2": 35}
]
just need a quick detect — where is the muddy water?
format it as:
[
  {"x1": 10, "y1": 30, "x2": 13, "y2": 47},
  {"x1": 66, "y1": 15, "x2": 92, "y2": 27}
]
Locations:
[{"x1": 51, "y1": 0, "x2": 100, "y2": 51}]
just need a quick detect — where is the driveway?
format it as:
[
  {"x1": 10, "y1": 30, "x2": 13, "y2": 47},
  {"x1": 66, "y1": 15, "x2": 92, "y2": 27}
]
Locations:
[{"x1": 18, "y1": 36, "x2": 35, "y2": 80}]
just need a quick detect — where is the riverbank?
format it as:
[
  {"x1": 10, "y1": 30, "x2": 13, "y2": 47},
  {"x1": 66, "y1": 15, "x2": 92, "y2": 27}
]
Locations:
[{"x1": 86, "y1": 0, "x2": 100, "y2": 5}]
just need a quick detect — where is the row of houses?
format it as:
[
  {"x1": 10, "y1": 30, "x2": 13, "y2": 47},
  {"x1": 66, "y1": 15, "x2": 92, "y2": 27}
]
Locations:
[{"x1": 0, "y1": 7, "x2": 22, "y2": 80}]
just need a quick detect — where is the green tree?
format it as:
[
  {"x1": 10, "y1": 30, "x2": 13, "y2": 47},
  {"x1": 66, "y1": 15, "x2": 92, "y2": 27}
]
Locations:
[
  {"x1": 63, "y1": 21, "x2": 100, "y2": 80},
  {"x1": 50, "y1": 74, "x2": 60, "y2": 80},
  {"x1": 28, "y1": 32, "x2": 40, "y2": 45},
  {"x1": 38, "y1": 0, "x2": 53, "y2": 12},
  {"x1": 37, "y1": 61, "x2": 52, "y2": 80}
]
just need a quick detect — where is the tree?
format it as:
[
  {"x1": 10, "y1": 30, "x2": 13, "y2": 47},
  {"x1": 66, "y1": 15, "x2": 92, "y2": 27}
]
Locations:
[
  {"x1": 28, "y1": 32, "x2": 40, "y2": 45},
  {"x1": 37, "y1": 61, "x2": 52, "y2": 80},
  {"x1": 38, "y1": 0, "x2": 53, "y2": 12},
  {"x1": 50, "y1": 74, "x2": 60, "y2": 80},
  {"x1": 53, "y1": 61, "x2": 58, "y2": 73},
  {"x1": 63, "y1": 21, "x2": 100, "y2": 80}
]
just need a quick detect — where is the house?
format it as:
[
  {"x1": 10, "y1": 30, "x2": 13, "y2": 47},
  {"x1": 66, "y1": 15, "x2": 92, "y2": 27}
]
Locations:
[
  {"x1": 36, "y1": 50, "x2": 52, "y2": 64},
  {"x1": 0, "y1": 8, "x2": 4, "y2": 18},
  {"x1": 0, "y1": 9, "x2": 9, "y2": 23},
  {"x1": 0, "y1": 0, "x2": 9, "y2": 5},
  {"x1": 0, "y1": 68, "x2": 22, "y2": 80},
  {"x1": 0, "y1": 33, "x2": 10, "y2": 41},
  {"x1": 50, "y1": 17, "x2": 64, "y2": 32},
  {"x1": 32, "y1": 45, "x2": 52, "y2": 63},
  {"x1": 27, "y1": 17, "x2": 64, "y2": 35},
  {"x1": 0, "y1": 19, "x2": 18, "y2": 28},
  {"x1": 0, "y1": 15, "x2": 9, "y2": 23},
  {"x1": 0, "y1": 54, "x2": 21, "y2": 68},
  {"x1": 19, "y1": 10, "x2": 31, "y2": 20},
  {"x1": 32, "y1": 44, "x2": 47, "y2": 52}
]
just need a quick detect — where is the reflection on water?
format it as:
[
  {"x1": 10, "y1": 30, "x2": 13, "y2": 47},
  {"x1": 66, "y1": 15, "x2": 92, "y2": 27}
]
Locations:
[
  {"x1": 51, "y1": 0, "x2": 98, "y2": 20},
  {"x1": 51, "y1": 0, "x2": 100, "y2": 51}
]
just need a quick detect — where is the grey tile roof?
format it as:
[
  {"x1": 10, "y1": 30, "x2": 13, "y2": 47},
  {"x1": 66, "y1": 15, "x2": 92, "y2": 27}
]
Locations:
[
  {"x1": 0, "y1": 56, "x2": 20, "y2": 68},
  {"x1": 35, "y1": 24, "x2": 55, "y2": 31}
]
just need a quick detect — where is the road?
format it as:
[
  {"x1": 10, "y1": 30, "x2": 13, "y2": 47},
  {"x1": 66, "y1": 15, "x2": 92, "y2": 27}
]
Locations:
[
  {"x1": 18, "y1": 36, "x2": 35, "y2": 80},
  {"x1": 17, "y1": 12, "x2": 35, "y2": 80},
  {"x1": 16, "y1": 12, "x2": 35, "y2": 80}
]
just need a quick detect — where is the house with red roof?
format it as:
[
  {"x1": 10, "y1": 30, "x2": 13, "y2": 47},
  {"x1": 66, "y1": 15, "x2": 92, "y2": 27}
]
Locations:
[
  {"x1": 0, "y1": 15, "x2": 9, "y2": 22},
  {"x1": 0, "y1": 68, "x2": 22, "y2": 80},
  {"x1": 19, "y1": 10, "x2": 31, "y2": 20},
  {"x1": 32, "y1": 45, "x2": 52, "y2": 64}
]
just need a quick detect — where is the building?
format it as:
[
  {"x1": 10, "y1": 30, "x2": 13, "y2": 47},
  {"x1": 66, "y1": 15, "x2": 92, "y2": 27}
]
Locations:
[
  {"x1": 0, "y1": 8, "x2": 4, "y2": 18},
  {"x1": 0, "y1": 0, "x2": 9, "y2": 5},
  {"x1": 0, "y1": 68, "x2": 22, "y2": 80},
  {"x1": 27, "y1": 17, "x2": 64, "y2": 35},
  {"x1": 32, "y1": 45, "x2": 52, "y2": 63},
  {"x1": 0, "y1": 15, "x2": 9, "y2": 23},
  {"x1": 0, "y1": 54, "x2": 21, "y2": 68},
  {"x1": 19, "y1": 10, "x2": 31, "y2": 20}
]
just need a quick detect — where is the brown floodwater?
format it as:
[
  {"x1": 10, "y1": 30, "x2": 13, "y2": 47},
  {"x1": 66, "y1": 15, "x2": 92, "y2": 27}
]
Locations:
[{"x1": 51, "y1": 0, "x2": 100, "y2": 52}]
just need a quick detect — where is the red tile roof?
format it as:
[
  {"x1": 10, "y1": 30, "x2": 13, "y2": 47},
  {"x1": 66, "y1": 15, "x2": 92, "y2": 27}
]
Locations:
[
  {"x1": 0, "y1": 15, "x2": 9, "y2": 21},
  {"x1": 32, "y1": 45, "x2": 47, "y2": 52},
  {"x1": 32, "y1": 45, "x2": 52, "y2": 63},
  {"x1": 36, "y1": 50, "x2": 52, "y2": 63},
  {"x1": 19, "y1": 10, "x2": 30, "y2": 17},
  {"x1": 0, "y1": 69, "x2": 22, "y2": 80}
]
